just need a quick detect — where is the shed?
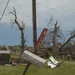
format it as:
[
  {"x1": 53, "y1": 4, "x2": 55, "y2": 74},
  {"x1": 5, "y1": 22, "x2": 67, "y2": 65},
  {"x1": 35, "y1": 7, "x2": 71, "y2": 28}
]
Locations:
[{"x1": 0, "y1": 50, "x2": 10, "y2": 65}]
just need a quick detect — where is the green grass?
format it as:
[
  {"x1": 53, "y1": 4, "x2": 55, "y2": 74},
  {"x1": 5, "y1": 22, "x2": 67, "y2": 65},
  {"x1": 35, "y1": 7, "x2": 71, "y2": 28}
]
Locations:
[
  {"x1": 0, "y1": 60, "x2": 75, "y2": 75},
  {"x1": 11, "y1": 54, "x2": 19, "y2": 58}
]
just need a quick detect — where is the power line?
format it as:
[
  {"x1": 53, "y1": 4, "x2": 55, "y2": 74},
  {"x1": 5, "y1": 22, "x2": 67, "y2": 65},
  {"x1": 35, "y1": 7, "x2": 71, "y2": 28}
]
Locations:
[{"x1": 0, "y1": 0, "x2": 10, "y2": 20}]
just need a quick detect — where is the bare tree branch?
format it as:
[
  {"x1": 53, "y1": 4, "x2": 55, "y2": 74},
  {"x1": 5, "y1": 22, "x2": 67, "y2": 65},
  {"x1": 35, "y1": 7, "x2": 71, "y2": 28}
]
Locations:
[
  {"x1": 10, "y1": 7, "x2": 25, "y2": 54},
  {"x1": 0, "y1": 0, "x2": 10, "y2": 20},
  {"x1": 59, "y1": 34, "x2": 75, "y2": 51},
  {"x1": 10, "y1": 7, "x2": 22, "y2": 30}
]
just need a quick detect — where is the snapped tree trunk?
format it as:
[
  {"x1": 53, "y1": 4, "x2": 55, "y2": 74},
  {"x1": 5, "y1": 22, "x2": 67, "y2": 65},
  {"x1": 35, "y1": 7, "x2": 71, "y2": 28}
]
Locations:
[
  {"x1": 21, "y1": 29, "x2": 25, "y2": 54},
  {"x1": 10, "y1": 7, "x2": 25, "y2": 54}
]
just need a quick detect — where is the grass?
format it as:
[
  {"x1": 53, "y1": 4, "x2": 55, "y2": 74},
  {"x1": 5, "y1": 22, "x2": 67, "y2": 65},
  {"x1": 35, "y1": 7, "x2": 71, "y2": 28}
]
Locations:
[
  {"x1": 0, "y1": 60, "x2": 75, "y2": 75},
  {"x1": 10, "y1": 54, "x2": 19, "y2": 58}
]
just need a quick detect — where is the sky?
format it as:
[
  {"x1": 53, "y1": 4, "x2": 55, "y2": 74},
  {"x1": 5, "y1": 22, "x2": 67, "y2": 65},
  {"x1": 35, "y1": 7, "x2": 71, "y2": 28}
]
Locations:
[{"x1": 0, "y1": 0, "x2": 75, "y2": 46}]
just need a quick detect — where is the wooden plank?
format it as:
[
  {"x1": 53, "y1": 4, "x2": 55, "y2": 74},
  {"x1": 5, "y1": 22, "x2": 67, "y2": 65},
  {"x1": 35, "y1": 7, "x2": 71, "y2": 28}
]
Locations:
[
  {"x1": 35, "y1": 28, "x2": 48, "y2": 48},
  {"x1": 21, "y1": 50, "x2": 46, "y2": 68}
]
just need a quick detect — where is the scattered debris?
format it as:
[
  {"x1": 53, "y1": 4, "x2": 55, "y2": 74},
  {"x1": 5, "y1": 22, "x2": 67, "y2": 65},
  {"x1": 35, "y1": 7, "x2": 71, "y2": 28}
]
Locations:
[
  {"x1": 21, "y1": 50, "x2": 46, "y2": 68},
  {"x1": 47, "y1": 56, "x2": 58, "y2": 68},
  {"x1": 47, "y1": 56, "x2": 66, "y2": 68}
]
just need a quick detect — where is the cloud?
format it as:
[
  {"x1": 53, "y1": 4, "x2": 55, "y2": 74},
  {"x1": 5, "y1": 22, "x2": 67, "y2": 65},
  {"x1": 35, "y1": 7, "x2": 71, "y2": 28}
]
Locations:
[
  {"x1": 0, "y1": 0, "x2": 75, "y2": 32},
  {"x1": 0, "y1": 0, "x2": 75, "y2": 45},
  {"x1": 0, "y1": 0, "x2": 75, "y2": 27}
]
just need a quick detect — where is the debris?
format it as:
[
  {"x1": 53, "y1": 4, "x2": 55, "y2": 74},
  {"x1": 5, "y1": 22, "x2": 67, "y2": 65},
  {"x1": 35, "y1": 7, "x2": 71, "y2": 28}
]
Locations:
[
  {"x1": 21, "y1": 50, "x2": 46, "y2": 68},
  {"x1": 47, "y1": 56, "x2": 66, "y2": 68},
  {"x1": 47, "y1": 56, "x2": 58, "y2": 68},
  {"x1": 47, "y1": 61, "x2": 57, "y2": 68}
]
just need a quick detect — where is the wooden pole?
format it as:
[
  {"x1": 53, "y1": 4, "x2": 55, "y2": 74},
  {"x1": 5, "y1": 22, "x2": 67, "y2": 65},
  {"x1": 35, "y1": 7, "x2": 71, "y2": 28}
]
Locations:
[
  {"x1": 22, "y1": 0, "x2": 37, "y2": 75},
  {"x1": 22, "y1": 62, "x2": 31, "y2": 75},
  {"x1": 32, "y1": 0, "x2": 37, "y2": 53}
]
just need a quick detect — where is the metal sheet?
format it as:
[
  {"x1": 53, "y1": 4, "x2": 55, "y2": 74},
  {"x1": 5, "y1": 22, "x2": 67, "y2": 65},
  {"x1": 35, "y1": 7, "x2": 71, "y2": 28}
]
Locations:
[{"x1": 21, "y1": 50, "x2": 46, "y2": 67}]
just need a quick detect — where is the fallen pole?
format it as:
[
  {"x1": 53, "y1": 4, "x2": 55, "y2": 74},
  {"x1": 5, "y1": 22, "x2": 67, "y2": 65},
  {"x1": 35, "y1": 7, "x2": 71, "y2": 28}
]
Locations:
[{"x1": 22, "y1": 62, "x2": 31, "y2": 75}]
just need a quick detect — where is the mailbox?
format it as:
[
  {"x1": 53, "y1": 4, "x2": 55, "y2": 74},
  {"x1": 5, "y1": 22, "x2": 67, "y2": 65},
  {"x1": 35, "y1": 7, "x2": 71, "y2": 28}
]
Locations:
[{"x1": 21, "y1": 50, "x2": 46, "y2": 68}]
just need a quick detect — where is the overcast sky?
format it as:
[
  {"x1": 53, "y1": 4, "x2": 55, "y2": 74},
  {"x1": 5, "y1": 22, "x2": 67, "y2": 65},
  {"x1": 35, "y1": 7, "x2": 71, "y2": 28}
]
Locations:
[{"x1": 0, "y1": 0, "x2": 75, "y2": 46}]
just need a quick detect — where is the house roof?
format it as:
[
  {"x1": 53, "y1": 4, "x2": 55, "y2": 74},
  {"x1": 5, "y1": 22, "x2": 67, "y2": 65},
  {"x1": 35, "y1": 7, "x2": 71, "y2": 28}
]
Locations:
[{"x1": 0, "y1": 50, "x2": 10, "y2": 54}]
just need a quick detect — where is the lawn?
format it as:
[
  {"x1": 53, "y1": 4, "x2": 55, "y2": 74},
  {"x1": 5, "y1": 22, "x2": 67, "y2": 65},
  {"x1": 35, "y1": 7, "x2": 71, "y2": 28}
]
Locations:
[{"x1": 0, "y1": 60, "x2": 75, "y2": 75}]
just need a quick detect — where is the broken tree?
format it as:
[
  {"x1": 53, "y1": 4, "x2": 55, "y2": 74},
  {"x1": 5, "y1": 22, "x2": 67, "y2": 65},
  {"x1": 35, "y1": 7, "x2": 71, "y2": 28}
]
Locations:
[{"x1": 10, "y1": 7, "x2": 25, "y2": 54}]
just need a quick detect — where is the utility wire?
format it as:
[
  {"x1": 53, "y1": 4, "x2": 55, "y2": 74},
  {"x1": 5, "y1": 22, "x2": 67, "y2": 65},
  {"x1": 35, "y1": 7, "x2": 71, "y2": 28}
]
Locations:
[{"x1": 0, "y1": 0, "x2": 10, "y2": 20}]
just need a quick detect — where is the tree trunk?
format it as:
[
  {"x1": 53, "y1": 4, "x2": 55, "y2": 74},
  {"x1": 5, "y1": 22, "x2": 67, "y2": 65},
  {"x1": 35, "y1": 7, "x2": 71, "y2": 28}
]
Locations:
[{"x1": 21, "y1": 30, "x2": 25, "y2": 54}]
